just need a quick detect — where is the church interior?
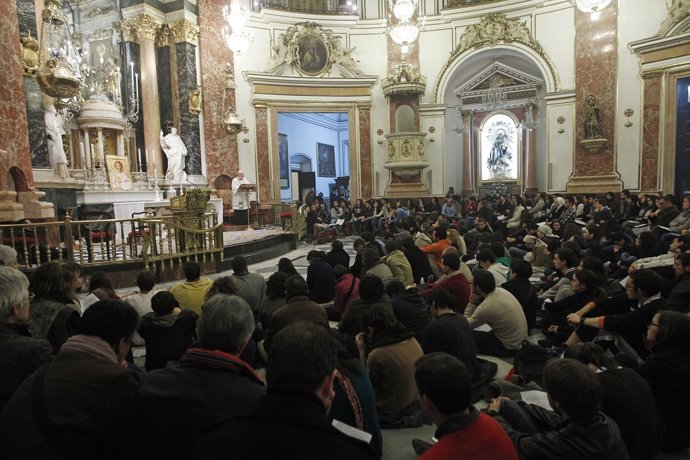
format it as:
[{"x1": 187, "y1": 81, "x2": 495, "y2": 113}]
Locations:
[{"x1": 2, "y1": 0, "x2": 690, "y2": 458}]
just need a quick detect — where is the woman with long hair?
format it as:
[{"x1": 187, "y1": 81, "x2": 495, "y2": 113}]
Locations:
[
  {"x1": 277, "y1": 257, "x2": 299, "y2": 277},
  {"x1": 28, "y1": 260, "x2": 81, "y2": 353}
]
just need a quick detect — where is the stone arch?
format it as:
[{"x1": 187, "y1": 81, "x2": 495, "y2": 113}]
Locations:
[
  {"x1": 8, "y1": 167, "x2": 29, "y2": 193},
  {"x1": 433, "y1": 42, "x2": 559, "y2": 105}
]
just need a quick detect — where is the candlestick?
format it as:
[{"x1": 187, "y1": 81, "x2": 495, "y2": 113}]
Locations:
[{"x1": 138, "y1": 148, "x2": 143, "y2": 168}]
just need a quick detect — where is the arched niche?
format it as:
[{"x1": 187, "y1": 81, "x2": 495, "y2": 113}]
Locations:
[
  {"x1": 395, "y1": 105, "x2": 416, "y2": 132},
  {"x1": 478, "y1": 111, "x2": 521, "y2": 183},
  {"x1": 8, "y1": 167, "x2": 29, "y2": 193}
]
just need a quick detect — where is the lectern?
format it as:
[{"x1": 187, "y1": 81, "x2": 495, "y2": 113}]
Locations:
[{"x1": 238, "y1": 183, "x2": 257, "y2": 230}]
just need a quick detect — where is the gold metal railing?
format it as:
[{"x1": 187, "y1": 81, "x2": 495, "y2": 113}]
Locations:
[{"x1": 0, "y1": 211, "x2": 223, "y2": 269}]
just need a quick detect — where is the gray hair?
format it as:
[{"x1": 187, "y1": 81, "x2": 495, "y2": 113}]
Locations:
[
  {"x1": 197, "y1": 294, "x2": 255, "y2": 354},
  {"x1": 0, "y1": 245, "x2": 18, "y2": 267},
  {"x1": 0, "y1": 266, "x2": 29, "y2": 320}
]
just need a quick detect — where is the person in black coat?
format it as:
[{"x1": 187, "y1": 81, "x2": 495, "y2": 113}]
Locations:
[
  {"x1": 401, "y1": 236, "x2": 432, "y2": 284},
  {"x1": 502, "y1": 260, "x2": 539, "y2": 330},
  {"x1": 0, "y1": 267, "x2": 54, "y2": 412},
  {"x1": 566, "y1": 343, "x2": 663, "y2": 460},
  {"x1": 138, "y1": 291, "x2": 198, "y2": 372},
  {"x1": 0, "y1": 300, "x2": 141, "y2": 460},
  {"x1": 126, "y1": 295, "x2": 265, "y2": 460},
  {"x1": 307, "y1": 250, "x2": 335, "y2": 304},
  {"x1": 386, "y1": 280, "x2": 429, "y2": 342},
  {"x1": 327, "y1": 240, "x2": 351, "y2": 270},
  {"x1": 638, "y1": 310, "x2": 690, "y2": 452},
  {"x1": 197, "y1": 322, "x2": 377, "y2": 459}
]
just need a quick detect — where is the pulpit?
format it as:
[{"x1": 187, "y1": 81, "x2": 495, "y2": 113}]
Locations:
[{"x1": 237, "y1": 183, "x2": 257, "y2": 229}]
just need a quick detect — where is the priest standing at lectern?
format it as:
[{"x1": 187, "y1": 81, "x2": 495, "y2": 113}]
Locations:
[{"x1": 231, "y1": 170, "x2": 251, "y2": 224}]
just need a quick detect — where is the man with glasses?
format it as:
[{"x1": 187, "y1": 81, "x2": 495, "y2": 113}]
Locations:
[
  {"x1": 566, "y1": 269, "x2": 666, "y2": 359},
  {"x1": 0, "y1": 266, "x2": 53, "y2": 412}
]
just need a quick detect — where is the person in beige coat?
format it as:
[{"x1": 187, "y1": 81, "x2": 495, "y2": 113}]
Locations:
[{"x1": 383, "y1": 240, "x2": 414, "y2": 286}]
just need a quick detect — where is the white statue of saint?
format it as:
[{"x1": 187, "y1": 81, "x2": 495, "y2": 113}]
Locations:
[
  {"x1": 159, "y1": 127, "x2": 188, "y2": 184},
  {"x1": 45, "y1": 105, "x2": 70, "y2": 179}
]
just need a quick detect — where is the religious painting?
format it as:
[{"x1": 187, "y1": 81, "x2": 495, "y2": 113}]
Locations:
[
  {"x1": 480, "y1": 113, "x2": 519, "y2": 182},
  {"x1": 279, "y1": 133, "x2": 289, "y2": 189},
  {"x1": 106, "y1": 155, "x2": 133, "y2": 191},
  {"x1": 317, "y1": 142, "x2": 336, "y2": 177},
  {"x1": 296, "y1": 33, "x2": 329, "y2": 76}
]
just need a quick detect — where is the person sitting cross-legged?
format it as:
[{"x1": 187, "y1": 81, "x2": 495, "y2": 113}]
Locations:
[
  {"x1": 464, "y1": 269, "x2": 528, "y2": 357},
  {"x1": 412, "y1": 352, "x2": 518, "y2": 460},
  {"x1": 126, "y1": 294, "x2": 265, "y2": 460},
  {"x1": 487, "y1": 359, "x2": 630, "y2": 460},
  {"x1": 138, "y1": 291, "x2": 198, "y2": 372},
  {"x1": 170, "y1": 261, "x2": 213, "y2": 315}
]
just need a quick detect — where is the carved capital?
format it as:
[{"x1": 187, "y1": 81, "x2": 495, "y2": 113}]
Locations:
[
  {"x1": 171, "y1": 20, "x2": 200, "y2": 44},
  {"x1": 117, "y1": 18, "x2": 138, "y2": 43},
  {"x1": 156, "y1": 24, "x2": 171, "y2": 48},
  {"x1": 20, "y1": 32, "x2": 40, "y2": 78},
  {"x1": 133, "y1": 14, "x2": 162, "y2": 41}
]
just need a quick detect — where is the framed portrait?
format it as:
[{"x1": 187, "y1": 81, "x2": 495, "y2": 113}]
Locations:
[
  {"x1": 105, "y1": 155, "x2": 133, "y2": 191},
  {"x1": 279, "y1": 133, "x2": 289, "y2": 189},
  {"x1": 317, "y1": 142, "x2": 336, "y2": 177},
  {"x1": 296, "y1": 33, "x2": 329, "y2": 76}
]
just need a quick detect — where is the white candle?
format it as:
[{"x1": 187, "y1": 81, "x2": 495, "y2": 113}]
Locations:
[
  {"x1": 135, "y1": 73, "x2": 139, "y2": 101},
  {"x1": 130, "y1": 62, "x2": 134, "y2": 90}
]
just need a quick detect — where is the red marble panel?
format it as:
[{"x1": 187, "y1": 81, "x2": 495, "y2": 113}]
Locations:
[
  {"x1": 641, "y1": 75, "x2": 661, "y2": 191},
  {"x1": 198, "y1": 0, "x2": 238, "y2": 185},
  {"x1": 359, "y1": 107, "x2": 372, "y2": 199},
  {"x1": 255, "y1": 107, "x2": 271, "y2": 203},
  {"x1": 389, "y1": 97, "x2": 420, "y2": 133},
  {"x1": 0, "y1": 0, "x2": 32, "y2": 190},
  {"x1": 574, "y1": 5, "x2": 617, "y2": 177}
]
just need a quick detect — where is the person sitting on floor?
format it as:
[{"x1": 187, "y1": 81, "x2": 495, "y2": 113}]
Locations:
[
  {"x1": 386, "y1": 280, "x2": 429, "y2": 342},
  {"x1": 0, "y1": 267, "x2": 53, "y2": 413},
  {"x1": 0, "y1": 300, "x2": 141, "y2": 460},
  {"x1": 170, "y1": 261, "x2": 213, "y2": 315},
  {"x1": 422, "y1": 252, "x2": 471, "y2": 313},
  {"x1": 198, "y1": 321, "x2": 378, "y2": 459},
  {"x1": 126, "y1": 295, "x2": 265, "y2": 460},
  {"x1": 138, "y1": 291, "x2": 198, "y2": 372},
  {"x1": 230, "y1": 256, "x2": 266, "y2": 315},
  {"x1": 413, "y1": 352, "x2": 518, "y2": 460},
  {"x1": 123, "y1": 271, "x2": 160, "y2": 347},
  {"x1": 464, "y1": 269, "x2": 528, "y2": 357},
  {"x1": 487, "y1": 359, "x2": 629, "y2": 460},
  {"x1": 356, "y1": 303, "x2": 424, "y2": 428}
]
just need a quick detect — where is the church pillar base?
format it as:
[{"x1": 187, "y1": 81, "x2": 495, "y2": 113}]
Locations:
[
  {"x1": 566, "y1": 174, "x2": 623, "y2": 194},
  {"x1": 16, "y1": 191, "x2": 55, "y2": 220},
  {"x1": 0, "y1": 191, "x2": 25, "y2": 222}
]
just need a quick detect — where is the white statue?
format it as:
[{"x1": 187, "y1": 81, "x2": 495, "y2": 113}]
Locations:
[
  {"x1": 660, "y1": 0, "x2": 690, "y2": 32},
  {"x1": 159, "y1": 127, "x2": 188, "y2": 184},
  {"x1": 44, "y1": 105, "x2": 69, "y2": 179}
]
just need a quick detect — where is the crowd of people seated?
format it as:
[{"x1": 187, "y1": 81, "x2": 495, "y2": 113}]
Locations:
[{"x1": 0, "y1": 187, "x2": 689, "y2": 459}]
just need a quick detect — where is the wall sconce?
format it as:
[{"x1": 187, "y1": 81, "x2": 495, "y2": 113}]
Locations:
[
  {"x1": 557, "y1": 115, "x2": 565, "y2": 134},
  {"x1": 377, "y1": 128, "x2": 384, "y2": 145},
  {"x1": 624, "y1": 109, "x2": 634, "y2": 128}
]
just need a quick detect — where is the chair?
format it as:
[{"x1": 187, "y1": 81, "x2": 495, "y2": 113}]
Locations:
[
  {"x1": 127, "y1": 211, "x2": 153, "y2": 257},
  {"x1": 79, "y1": 211, "x2": 114, "y2": 261}
]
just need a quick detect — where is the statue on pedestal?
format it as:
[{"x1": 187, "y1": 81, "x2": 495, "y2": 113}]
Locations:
[
  {"x1": 44, "y1": 105, "x2": 70, "y2": 179},
  {"x1": 159, "y1": 127, "x2": 188, "y2": 184},
  {"x1": 584, "y1": 95, "x2": 602, "y2": 139}
]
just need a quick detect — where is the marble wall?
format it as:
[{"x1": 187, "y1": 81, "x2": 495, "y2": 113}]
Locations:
[
  {"x1": 641, "y1": 73, "x2": 661, "y2": 192},
  {"x1": 1, "y1": 0, "x2": 33, "y2": 190},
  {"x1": 358, "y1": 106, "x2": 372, "y2": 199},
  {"x1": 157, "y1": 44, "x2": 174, "y2": 135},
  {"x1": 198, "y1": 0, "x2": 237, "y2": 183},
  {"x1": 573, "y1": 6, "x2": 618, "y2": 178},
  {"x1": 176, "y1": 42, "x2": 202, "y2": 175}
]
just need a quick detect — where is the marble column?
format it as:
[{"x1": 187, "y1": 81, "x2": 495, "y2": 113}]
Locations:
[
  {"x1": 567, "y1": 4, "x2": 623, "y2": 193},
  {"x1": 122, "y1": 15, "x2": 163, "y2": 170},
  {"x1": 255, "y1": 106, "x2": 270, "y2": 203},
  {"x1": 156, "y1": 25, "x2": 174, "y2": 139},
  {"x1": 171, "y1": 20, "x2": 202, "y2": 176},
  {"x1": 198, "y1": 0, "x2": 237, "y2": 184},
  {"x1": 524, "y1": 126, "x2": 538, "y2": 192},
  {"x1": 640, "y1": 71, "x2": 662, "y2": 192},
  {"x1": 16, "y1": 0, "x2": 48, "y2": 168},
  {"x1": 358, "y1": 105, "x2": 373, "y2": 199},
  {"x1": 461, "y1": 110, "x2": 474, "y2": 195}
]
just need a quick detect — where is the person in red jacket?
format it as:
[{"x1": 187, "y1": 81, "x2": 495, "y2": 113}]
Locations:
[{"x1": 413, "y1": 352, "x2": 518, "y2": 460}]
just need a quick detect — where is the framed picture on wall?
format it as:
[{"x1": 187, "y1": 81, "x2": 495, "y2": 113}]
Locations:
[
  {"x1": 317, "y1": 142, "x2": 336, "y2": 177},
  {"x1": 105, "y1": 155, "x2": 133, "y2": 191},
  {"x1": 279, "y1": 133, "x2": 289, "y2": 189}
]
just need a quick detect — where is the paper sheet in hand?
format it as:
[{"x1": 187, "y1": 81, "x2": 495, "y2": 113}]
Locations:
[
  {"x1": 332, "y1": 419, "x2": 373, "y2": 444},
  {"x1": 80, "y1": 293, "x2": 101, "y2": 314},
  {"x1": 474, "y1": 323, "x2": 493, "y2": 332},
  {"x1": 520, "y1": 390, "x2": 553, "y2": 411}
]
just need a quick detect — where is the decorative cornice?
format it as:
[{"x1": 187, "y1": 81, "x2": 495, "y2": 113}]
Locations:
[
  {"x1": 630, "y1": 31, "x2": 690, "y2": 56},
  {"x1": 432, "y1": 12, "x2": 558, "y2": 102},
  {"x1": 642, "y1": 70, "x2": 664, "y2": 80},
  {"x1": 170, "y1": 19, "x2": 200, "y2": 45}
]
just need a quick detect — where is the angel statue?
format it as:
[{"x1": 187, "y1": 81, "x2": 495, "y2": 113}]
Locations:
[{"x1": 159, "y1": 127, "x2": 188, "y2": 184}]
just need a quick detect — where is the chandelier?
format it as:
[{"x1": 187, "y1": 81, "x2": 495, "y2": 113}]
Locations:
[
  {"x1": 388, "y1": 0, "x2": 425, "y2": 55},
  {"x1": 573, "y1": 0, "x2": 612, "y2": 13},
  {"x1": 222, "y1": 4, "x2": 254, "y2": 56},
  {"x1": 37, "y1": 0, "x2": 82, "y2": 110},
  {"x1": 482, "y1": 75, "x2": 507, "y2": 111}
]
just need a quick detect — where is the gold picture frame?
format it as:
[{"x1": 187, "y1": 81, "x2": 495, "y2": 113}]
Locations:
[{"x1": 106, "y1": 155, "x2": 134, "y2": 191}]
